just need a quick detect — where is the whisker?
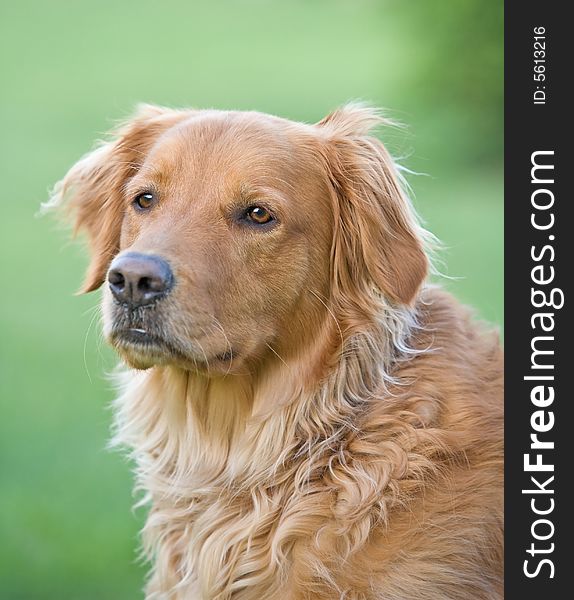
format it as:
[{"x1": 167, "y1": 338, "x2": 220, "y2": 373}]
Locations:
[
  {"x1": 265, "y1": 342, "x2": 289, "y2": 369},
  {"x1": 81, "y1": 302, "x2": 102, "y2": 318},
  {"x1": 308, "y1": 289, "x2": 345, "y2": 350},
  {"x1": 210, "y1": 317, "x2": 234, "y2": 375},
  {"x1": 196, "y1": 341, "x2": 211, "y2": 376},
  {"x1": 83, "y1": 304, "x2": 102, "y2": 384}
]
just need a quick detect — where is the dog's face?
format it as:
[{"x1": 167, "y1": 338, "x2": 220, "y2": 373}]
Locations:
[
  {"x1": 52, "y1": 105, "x2": 427, "y2": 373},
  {"x1": 106, "y1": 112, "x2": 335, "y2": 372}
]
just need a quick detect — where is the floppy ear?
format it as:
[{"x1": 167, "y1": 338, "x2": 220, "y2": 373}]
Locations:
[
  {"x1": 46, "y1": 104, "x2": 189, "y2": 293},
  {"x1": 317, "y1": 104, "x2": 428, "y2": 307}
]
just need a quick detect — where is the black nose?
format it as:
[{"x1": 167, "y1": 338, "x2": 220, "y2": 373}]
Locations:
[{"x1": 108, "y1": 253, "x2": 174, "y2": 307}]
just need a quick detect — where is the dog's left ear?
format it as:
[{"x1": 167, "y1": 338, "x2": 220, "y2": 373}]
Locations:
[
  {"x1": 317, "y1": 104, "x2": 428, "y2": 307},
  {"x1": 45, "y1": 104, "x2": 190, "y2": 293}
]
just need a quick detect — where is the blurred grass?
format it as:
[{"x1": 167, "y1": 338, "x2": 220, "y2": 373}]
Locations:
[{"x1": 0, "y1": 1, "x2": 502, "y2": 598}]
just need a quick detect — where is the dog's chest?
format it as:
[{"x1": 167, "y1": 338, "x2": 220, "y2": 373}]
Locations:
[{"x1": 146, "y1": 476, "x2": 324, "y2": 599}]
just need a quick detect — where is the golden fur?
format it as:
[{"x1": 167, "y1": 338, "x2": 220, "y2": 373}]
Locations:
[{"x1": 49, "y1": 104, "x2": 503, "y2": 599}]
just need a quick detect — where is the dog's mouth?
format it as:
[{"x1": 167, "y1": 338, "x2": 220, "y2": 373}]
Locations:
[
  {"x1": 109, "y1": 323, "x2": 237, "y2": 372},
  {"x1": 110, "y1": 326, "x2": 186, "y2": 366},
  {"x1": 104, "y1": 297, "x2": 241, "y2": 371},
  {"x1": 114, "y1": 327, "x2": 169, "y2": 349}
]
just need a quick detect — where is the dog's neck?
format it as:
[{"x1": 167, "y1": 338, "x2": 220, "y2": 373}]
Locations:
[
  {"x1": 111, "y1": 299, "x2": 419, "y2": 498},
  {"x1": 109, "y1": 300, "x2": 426, "y2": 597}
]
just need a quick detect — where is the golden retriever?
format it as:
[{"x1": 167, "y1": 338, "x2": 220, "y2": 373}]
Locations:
[{"x1": 48, "y1": 104, "x2": 503, "y2": 599}]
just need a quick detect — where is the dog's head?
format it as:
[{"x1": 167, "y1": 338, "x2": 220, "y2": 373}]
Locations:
[{"x1": 49, "y1": 104, "x2": 427, "y2": 373}]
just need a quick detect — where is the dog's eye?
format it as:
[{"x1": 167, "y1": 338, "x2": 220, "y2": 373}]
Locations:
[
  {"x1": 245, "y1": 206, "x2": 274, "y2": 225},
  {"x1": 133, "y1": 193, "x2": 155, "y2": 211}
]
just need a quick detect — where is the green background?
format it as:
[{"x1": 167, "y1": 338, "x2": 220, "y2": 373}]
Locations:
[{"x1": 0, "y1": 1, "x2": 502, "y2": 598}]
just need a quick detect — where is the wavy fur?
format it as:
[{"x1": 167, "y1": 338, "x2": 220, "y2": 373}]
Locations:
[{"x1": 50, "y1": 104, "x2": 503, "y2": 599}]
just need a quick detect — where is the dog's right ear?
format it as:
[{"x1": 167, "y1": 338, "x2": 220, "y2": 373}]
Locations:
[{"x1": 45, "y1": 104, "x2": 189, "y2": 293}]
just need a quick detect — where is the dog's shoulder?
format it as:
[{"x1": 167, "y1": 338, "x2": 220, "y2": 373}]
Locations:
[
  {"x1": 381, "y1": 284, "x2": 504, "y2": 460},
  {"x1": 416, "y1": 284, "x2": 502, "y2": 361},
  {"x1": 320, "y1": 287, "x2": 505, "y2": 600},
  {"x1": 407, "y1": 284, "x2": 503, "y2": 412}
]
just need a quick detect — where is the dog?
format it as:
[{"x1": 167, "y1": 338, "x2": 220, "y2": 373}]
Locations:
[{"x1": 48, "y1": 104, "x2": 503, "y2": 599}]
